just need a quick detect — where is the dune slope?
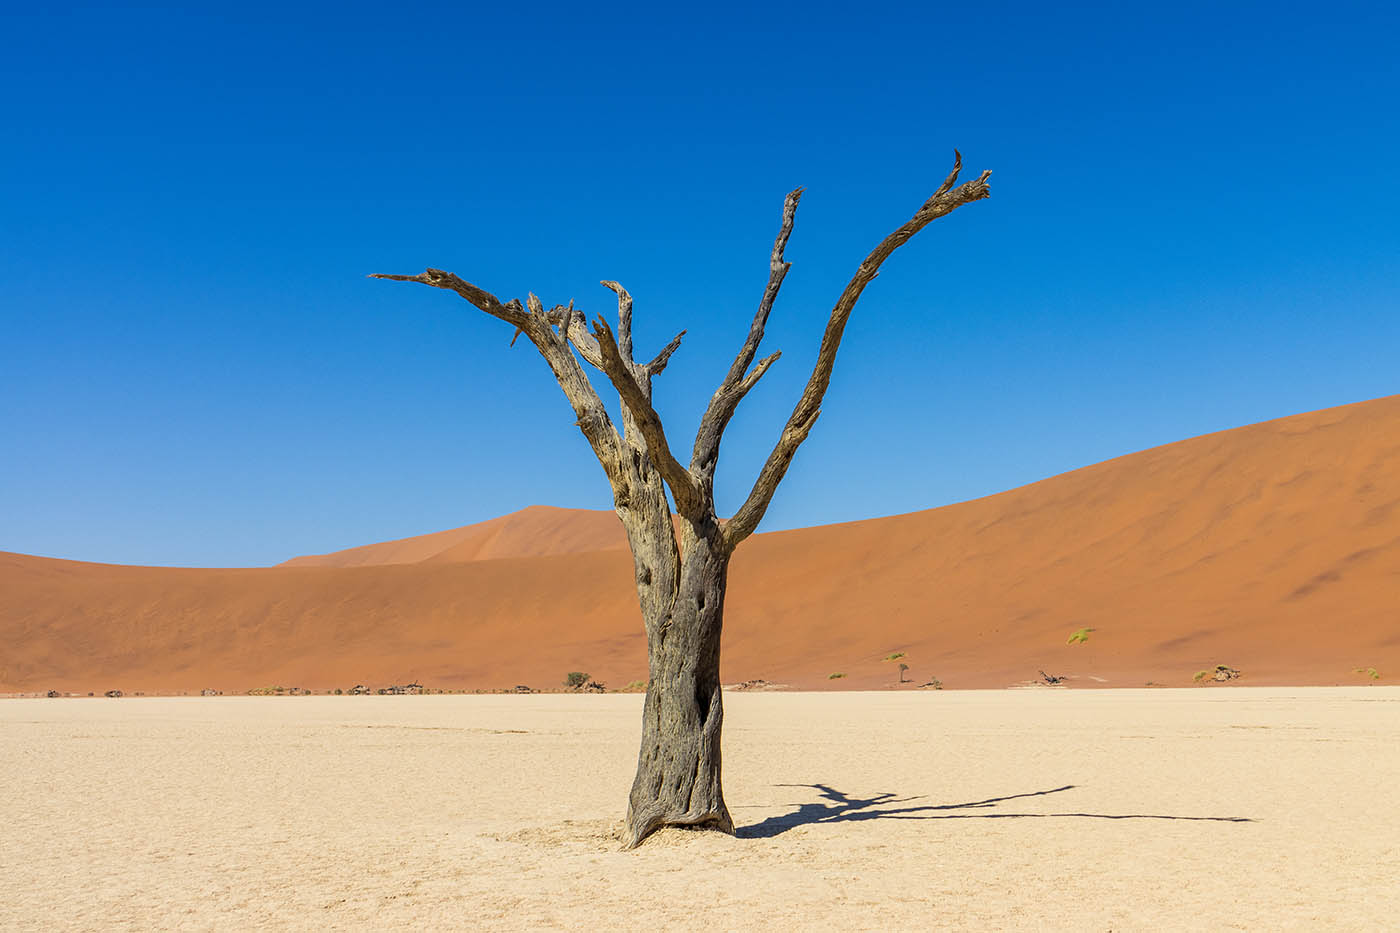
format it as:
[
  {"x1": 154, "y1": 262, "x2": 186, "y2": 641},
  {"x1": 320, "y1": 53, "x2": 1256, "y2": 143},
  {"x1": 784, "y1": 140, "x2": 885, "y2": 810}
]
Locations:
[
  {"x1": 3, "y1": 396, "x2": 1397, "y2": 693},
  {"x1": 278, "y1": 504, "x2": 626, "y2": 567}
]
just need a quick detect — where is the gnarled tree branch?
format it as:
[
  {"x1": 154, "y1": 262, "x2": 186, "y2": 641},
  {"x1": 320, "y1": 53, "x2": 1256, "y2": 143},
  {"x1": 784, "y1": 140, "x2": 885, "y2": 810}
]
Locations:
[
  {"x1": 507, "y1": 301, "x2": 603, "y2": 367},
  {"x1": 555, "y1": 304, "x2": 607, "y2": 370},
  {"x1": 734, "y1": 350, "x2": 781, "y2": 398},
  {"x1": 369, "y1": 268, "x2": 626, "y2": 486},
  {"x1": 600, "y1": 280, "x2": 634, "y2": 363},
  {"x1": 691, "y1": 187, "x2": 803, "y2": 475},
  {"x1": 644, "y1": 329, "x2": 686, "y2": 375},
  {"x1": 723, "y1": 152, "x2": 991, "y2": 548},
  {"x1": 370, "y1": 269, "x2": 529, "y2": 329},
  {"x1": 590, "y1": 312, "x2": 705, "y2": 515},
  {"x1": 590, "y1": 314, "x2": 704, "y2": 518}
]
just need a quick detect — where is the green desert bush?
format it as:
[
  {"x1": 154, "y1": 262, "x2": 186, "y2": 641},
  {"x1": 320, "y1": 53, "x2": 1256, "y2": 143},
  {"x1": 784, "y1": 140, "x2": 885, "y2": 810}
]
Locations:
[
  {"x1": 565, "y1": 671, "x2": 590, "y2": 689},
  {"x1": 1066, "y1": 627, "x2": 1095, "y2": 645},
  {"x1": 1354, "y1": 667, "x2": 1380, "y2": 680},
  {"x1": 883, "y1": 652, "x2": 906, "y2": 662},
  {"x1": 828, "y1": 672, "x2": 847, "y2": 679}
]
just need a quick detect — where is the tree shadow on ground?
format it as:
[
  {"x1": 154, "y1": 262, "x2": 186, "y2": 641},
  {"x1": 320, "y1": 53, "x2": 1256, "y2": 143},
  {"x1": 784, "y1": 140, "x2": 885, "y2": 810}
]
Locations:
[{"x1": 738, "y1": 783, "x2": 1254, "y2": 839}]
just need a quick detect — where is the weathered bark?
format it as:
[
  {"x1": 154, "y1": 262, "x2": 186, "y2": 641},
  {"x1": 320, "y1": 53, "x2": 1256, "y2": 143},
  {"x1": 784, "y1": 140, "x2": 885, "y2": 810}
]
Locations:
[
  {"x1": 370, "y1": 151, "x2": 992, "y2": 849},
  {"x1": 623, "y1": 518, "x2": 733, "y2": 848}
]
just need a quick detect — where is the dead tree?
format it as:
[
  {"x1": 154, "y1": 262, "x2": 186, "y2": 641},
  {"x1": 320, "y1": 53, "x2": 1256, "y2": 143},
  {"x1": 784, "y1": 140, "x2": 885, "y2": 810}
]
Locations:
[{"x1": 372, "y1": 152, "x2": 991, "y2": 847}]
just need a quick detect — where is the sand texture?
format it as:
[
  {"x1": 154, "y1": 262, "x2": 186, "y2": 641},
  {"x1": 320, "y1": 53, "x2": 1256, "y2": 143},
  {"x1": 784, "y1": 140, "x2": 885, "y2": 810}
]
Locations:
[
  {"x1": 2, "y1": 689, "x2": 1397, "y2": 930},
  {"x1": 3, "y1": 396, "x2": 1399, "y2": 695}
]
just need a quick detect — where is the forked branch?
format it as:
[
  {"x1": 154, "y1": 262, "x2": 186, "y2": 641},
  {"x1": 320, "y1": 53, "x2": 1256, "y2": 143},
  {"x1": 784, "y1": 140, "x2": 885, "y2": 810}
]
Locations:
[
  {"x1": 557, "y1": 306, "x2": 606, "y2": 369},
  {"x1": 723, "y1": 152, "x2": 991, "y2": 548},
  {"x1": 590, "y1": 315, "x2": 704, "y2": 518},
  {"x1": 692, "y1": 187, "x2": 804, "y2": 474},
  {"x1": 371, "y1": 151, "x2": 991, "y2": 548}
]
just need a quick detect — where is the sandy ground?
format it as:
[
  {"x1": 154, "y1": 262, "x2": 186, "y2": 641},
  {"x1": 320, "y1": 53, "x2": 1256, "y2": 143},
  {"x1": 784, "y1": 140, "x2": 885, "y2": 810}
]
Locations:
[{"x1": 3, "y1": 689, "x2": 1398, "y2": 931}]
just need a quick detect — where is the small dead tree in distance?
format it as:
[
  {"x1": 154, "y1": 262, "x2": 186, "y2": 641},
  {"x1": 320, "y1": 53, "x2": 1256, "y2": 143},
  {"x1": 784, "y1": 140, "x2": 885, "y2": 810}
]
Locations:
[{"x1": 372, "y1": 152, "x2": 991, "y2": 848}]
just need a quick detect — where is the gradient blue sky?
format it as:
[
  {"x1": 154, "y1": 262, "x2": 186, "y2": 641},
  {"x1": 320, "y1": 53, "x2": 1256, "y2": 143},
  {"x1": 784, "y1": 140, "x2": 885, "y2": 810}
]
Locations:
[{"x1": 2, "y1": 0, "x2": 1397, "y2": 567}]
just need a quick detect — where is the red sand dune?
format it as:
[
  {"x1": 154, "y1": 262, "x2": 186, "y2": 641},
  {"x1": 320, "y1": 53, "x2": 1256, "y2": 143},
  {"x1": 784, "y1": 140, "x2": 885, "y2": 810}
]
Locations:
[
  {"x1": 278, "y1": 505, "x2": 628, "y2": 568},
  {"x1": 3, "y1": 396, "x2": 1398, "y2": 694}
]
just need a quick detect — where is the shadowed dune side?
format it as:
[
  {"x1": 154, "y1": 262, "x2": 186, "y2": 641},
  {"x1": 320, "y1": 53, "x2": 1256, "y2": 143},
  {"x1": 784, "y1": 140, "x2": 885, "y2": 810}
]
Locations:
[{"x1": 2, "y1": 396, "x2": 1398, "y2": 694}]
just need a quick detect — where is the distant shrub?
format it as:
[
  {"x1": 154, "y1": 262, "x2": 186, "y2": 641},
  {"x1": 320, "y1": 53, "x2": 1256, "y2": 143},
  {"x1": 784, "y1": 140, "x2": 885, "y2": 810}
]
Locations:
[
  {"x1": 1194, "y1": 665, "x2": 1240, "y2": 683},
  {"x1": 883, "y1": 652, "x2": 906, "y2": 662},
  {"x1": 1066, "y1": 627, "x2": 1095, "y2": 645},
  {"x1": 1354, "y1": 667, "x2": 1380, "y2": 680},
  {"x1": 828, "y1": 672, "x2": 847, "y2": 679},
  {"x1": 565, "y1": 671, "x2": 590, "y2": 689},
  {"x1": 623, "y1": 680, "x2": 648, "y2": 692},
  {"x1": 334, "y1": 688, "x2": 343, "y2": 695}
]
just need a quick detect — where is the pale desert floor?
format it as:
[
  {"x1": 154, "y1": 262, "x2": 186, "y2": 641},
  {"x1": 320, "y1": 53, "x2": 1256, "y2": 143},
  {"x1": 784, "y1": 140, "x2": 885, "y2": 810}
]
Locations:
[{"x1": 3, "y1": 689, "x2": 1398, "y2": 931}]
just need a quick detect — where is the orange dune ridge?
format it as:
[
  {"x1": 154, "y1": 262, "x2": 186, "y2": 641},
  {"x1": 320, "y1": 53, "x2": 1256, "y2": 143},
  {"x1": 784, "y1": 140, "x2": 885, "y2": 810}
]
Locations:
[
  {"x1": 3, "y1": 396, "x2": 1398, "y2": 695},
  {"x1": 277, "y1": 504, "x2": 630, "y2": 568}
]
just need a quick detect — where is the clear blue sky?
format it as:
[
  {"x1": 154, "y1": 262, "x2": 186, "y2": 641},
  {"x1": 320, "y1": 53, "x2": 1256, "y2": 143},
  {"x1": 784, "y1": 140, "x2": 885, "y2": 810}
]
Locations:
[{"x1": 2, "y1": 0, "x2": 1397, "y2": 567}]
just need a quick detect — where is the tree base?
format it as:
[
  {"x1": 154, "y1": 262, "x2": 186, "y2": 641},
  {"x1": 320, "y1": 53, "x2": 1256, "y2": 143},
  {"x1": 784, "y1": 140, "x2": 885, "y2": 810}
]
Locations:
[
  {"x1": 623, "y1": 675, "x2": 733, "y2": 849},
  {"x1": 623, "y1": 805, "x2": 735, "y2": 850}
]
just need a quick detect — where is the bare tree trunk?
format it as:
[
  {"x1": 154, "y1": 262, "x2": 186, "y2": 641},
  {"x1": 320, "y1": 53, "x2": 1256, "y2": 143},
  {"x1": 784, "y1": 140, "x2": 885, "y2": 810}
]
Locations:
[{"x1": 623, "y1": 518, "x2": 734, "y2": 848}]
